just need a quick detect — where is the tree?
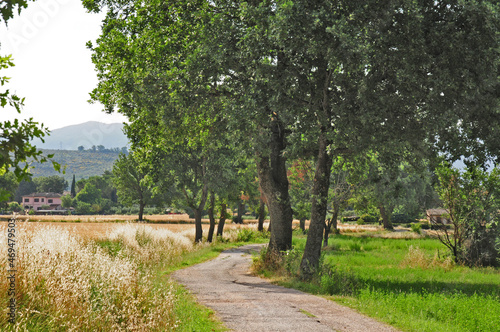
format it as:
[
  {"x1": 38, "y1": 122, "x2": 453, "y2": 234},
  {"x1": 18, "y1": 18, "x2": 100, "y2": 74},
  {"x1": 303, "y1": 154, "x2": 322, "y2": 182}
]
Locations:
[
  {"x1": 288, "y1": 159, "x2": 315, "y2": 234},
  {"x1": 0, "y1": 171, "x2": 18, "y2": 206},
  {"x1": 324, "y1": 158, "x2": 358, "y2": 246},
  {"x1": 75, "y1": 183, "x2": 102, "y2": 205},
  {"x1": 295, "y1": 0, "x2": 500, "y2": 278},
  {"x1": 0, "y1": 0, "x2": 32, "y2": 23},
  {"x1": 14, "y1": 178, "x2": 36, "y2": 202},
  {"x1": 112, "y1": 152, "x2": 156, "y2": 221},
  {"x1": 33, "y1": 175, "x2": 68, "y2": 194},
  {"x1": 84, "y1": 0, "x2": 295, "y2": 250},
  {"x1": 435, "y1": 163, "x2": 500, "y2": 267},
  {"x1": 61, "y1": 194, "x2": 73, "y2": 209},
  {"x1": 70, "y1": 174, "x2": 76, "y2": 197},
  {"x1": 85, "y1": 0, "x2": 500, "y2": 270}
]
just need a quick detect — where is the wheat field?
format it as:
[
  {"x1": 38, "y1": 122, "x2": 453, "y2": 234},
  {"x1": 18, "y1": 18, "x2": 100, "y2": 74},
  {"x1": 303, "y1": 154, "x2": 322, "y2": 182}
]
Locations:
[{"x1": 0, "y1": 219, "x2": 261, "y2": 331}]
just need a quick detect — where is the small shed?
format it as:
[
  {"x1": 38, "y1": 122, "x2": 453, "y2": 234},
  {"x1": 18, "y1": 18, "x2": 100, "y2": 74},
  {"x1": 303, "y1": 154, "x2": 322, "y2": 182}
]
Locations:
[{"x1": 426, "y1": 209, "x2": 450, "y2": 225}]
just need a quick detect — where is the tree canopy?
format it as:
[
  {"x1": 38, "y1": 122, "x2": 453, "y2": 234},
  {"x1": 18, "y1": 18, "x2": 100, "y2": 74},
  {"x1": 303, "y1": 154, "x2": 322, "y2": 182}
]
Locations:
[{"x1": 85, "y1": 0, "x2": 500, "y2": 274}]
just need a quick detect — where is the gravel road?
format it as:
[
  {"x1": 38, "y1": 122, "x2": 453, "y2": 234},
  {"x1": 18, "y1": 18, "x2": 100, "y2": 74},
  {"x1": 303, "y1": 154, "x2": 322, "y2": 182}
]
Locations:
[{"x1": 171, "y1": 243, "x2": 399, "y2": 332}]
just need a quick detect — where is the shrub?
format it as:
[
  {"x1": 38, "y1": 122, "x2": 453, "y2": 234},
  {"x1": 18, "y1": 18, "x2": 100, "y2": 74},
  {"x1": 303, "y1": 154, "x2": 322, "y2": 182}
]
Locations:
[
  {"x1": 357, "y1": 214, "x2": 378, "y2": 224},
  {"x1": 8, "y1": 201, "x2": 22, "y2": 212},
  {"x1": 232, "y1": 216, "x2": 243, "y2": 224},
  {"x1": 236, "y1": 228, "x2": 257, "y2": 242},
  {"x1": 75, "y1": 201, "x2": 92, "y2": 215},
  {"x1": 436, "y1": 163, "x2": 500, "y2": 266},
  {"x1": 320, "y1": 264, "x2": 360, "y2": 296},
  {"x1": 411, "y1": 223, "x2": 422, "y2": 234}
]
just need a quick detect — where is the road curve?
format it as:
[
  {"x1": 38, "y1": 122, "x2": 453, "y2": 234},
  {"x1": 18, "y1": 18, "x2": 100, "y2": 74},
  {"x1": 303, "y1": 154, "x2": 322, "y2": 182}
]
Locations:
[{"x1": 171, "y1": 244, "x2": 399, "y2": 332}]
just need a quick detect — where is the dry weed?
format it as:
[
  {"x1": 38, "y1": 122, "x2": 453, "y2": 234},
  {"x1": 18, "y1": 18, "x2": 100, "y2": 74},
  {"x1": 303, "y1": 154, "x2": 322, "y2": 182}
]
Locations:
[
  {"x1": 107, "y1": 224, "x2": 195, "y2": 268},
  {"x1": 0, "y1": 223, "x2": 176, "y2": 331},
  {"x1": 400, "y1": 245, "x2": 454, "y2": 270}
]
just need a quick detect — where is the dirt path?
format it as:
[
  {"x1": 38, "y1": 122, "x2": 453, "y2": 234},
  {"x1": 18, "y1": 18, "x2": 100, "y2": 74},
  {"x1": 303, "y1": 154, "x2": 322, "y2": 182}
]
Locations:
[{"x1": 171, "y1": 244, "x2": 400, "y2": 332}]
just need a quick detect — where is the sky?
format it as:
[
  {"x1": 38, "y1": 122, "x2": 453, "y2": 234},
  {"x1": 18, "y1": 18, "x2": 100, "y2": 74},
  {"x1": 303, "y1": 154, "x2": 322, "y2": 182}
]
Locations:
[{"x1": 0, "y1": 0, "x2": 128, "y2": 131}]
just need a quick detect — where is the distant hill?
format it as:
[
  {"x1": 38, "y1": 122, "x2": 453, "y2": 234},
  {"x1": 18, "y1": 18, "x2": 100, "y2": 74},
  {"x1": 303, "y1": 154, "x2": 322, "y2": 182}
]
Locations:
[
  {"x1": 32, "y1": 121, "x2": 129, "y2": 150},
  {"x1": 28, "y1": 149, "x2": 122, "y2": 183}
]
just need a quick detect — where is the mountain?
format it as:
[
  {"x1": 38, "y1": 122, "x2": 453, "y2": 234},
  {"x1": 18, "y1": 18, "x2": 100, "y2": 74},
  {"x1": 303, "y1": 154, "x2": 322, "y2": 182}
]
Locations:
[
  {"x1": 29, "y1": 149, "x2": 122, "y2": 183},
  {"x1": 32, "y1": 121, "x2": 129, "y2": 150}
]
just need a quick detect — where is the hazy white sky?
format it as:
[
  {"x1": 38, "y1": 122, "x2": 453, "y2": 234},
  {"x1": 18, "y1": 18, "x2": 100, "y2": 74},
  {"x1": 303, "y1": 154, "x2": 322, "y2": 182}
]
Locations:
[{"x1": 0, "y1": 0, "x2": 127, "y2": 131}]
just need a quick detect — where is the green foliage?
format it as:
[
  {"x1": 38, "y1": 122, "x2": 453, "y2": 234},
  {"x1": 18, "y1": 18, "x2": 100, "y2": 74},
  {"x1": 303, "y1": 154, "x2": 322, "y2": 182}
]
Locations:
[
  {"x1": 235, "y1": 228, "x2": 258, "y2": 242},
  {"x1": 357, "y1": 214, "x2": 379, "y2": 224},
  {"x1": 61, "y1": 194, "x2": 73, "y2": 209},
  {"x1": 112, "y1": 152, "x2": 162, "y2": 220},
  {"x1": 411, "y1": 223, "x2": 422, "y2": 234},
  {"x1": 320, "y1": 264, "x2": 361, "y2": 296},
  {"x1": 0, "y1": 0, "x2": 31, "y2": 23},
  {"x1": 74, "y1": 201, "x2": 93, "y2": 215},
  {"x1": 288, "y1": 159, "x2": 314, "y2": 222},
  {"x1": 0, "y1": 171, "x2": 18, "y2": 204},
  {"x1": 14, "y1": 178, "x2": 36, "y2": 202},
  {"x1": 71, "y1": 174, "x2": 76, "y2": 197},
  {"x1": 75, "y1": 183, "x2": 102, "y2": 205},
  {"x1": 436, "y1": 163, "x2": 500, "y2": 267},
  {"x1": 8, "y1": 201, "x2": 22, "y2": 212},
  {"x1": 33, "y1": 175, "x2": 68, "y2": 194}
]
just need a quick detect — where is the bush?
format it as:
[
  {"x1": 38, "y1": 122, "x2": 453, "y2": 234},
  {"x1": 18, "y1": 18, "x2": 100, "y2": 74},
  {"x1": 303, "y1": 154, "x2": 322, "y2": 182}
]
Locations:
[
  {"x1": 320, "y1": 264, "x2": 360, "y2": 296},
  {"x1": 436, "y1": 163, "x2": 500, "y2": 266},
  {"x1": 411, "y1": 223, "x2": 422, "y2": 234},
  {"x1": 232, "y1": 216, "x2": 243, "y2": 224},
  {"x1": 8, "y1": 202, "x2": 22, "y2": 212},
  {"x1": 357, "y1": 214, "x2": 378, "y2": 224},
  {"x1": 75, "y1": 202, "x2": 92, "y2": 215}
]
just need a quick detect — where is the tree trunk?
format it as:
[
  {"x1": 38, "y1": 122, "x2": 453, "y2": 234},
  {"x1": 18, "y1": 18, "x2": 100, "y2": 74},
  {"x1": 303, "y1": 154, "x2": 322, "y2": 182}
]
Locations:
[
  {"x1": 379, "y1": 204, "x2": 394, "y2": 230},
  {"x1": 138, "y1": 200, "x2": 145, "y2": 222},
  {"x1": 300, "y1": 133, "x2": 333, "y2": 278},
  {"x1": 194, "y1": 209, "x2": 203, "y2": 242},
  {"x1": 257, "y1": 196, "x2": 266, "y2": 232},
  {"x1": 207, "y1": 191, "x2": 216, "y2": 242},
  {"x1": 217, "y1": 202, "x2": 227, "y2": 237},
  {"x1": 323, "y1": 206, "x2": 340, "y2": 247},
  {"x1": 256, "y1": 116, "x2": 293, "y2": 253},
  {"x1": 300, "y1": 217, "x2": 306, "y2": 234},
  {"x1": 194, "y1": 183, "x2": 209, "y2": 243}
]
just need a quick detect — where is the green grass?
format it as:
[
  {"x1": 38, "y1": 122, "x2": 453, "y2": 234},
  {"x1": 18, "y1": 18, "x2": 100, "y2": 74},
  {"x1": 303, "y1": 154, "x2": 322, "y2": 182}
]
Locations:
[
  {"x1": 169, "y1": 284, "x2": 228, "y2": 332},
  {"x1": 256, "y1": 233, "x2": 500, "y2": 332}
]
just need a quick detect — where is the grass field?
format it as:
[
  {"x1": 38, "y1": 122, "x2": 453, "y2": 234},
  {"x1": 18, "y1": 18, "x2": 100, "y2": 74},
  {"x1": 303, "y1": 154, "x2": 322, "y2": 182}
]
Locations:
[
  {"x1": 0, "y1": 218, "x2": 268, "y2": 331},
  {"x1": 255, "y1": 230, "x2": 500, "y2": 332}
]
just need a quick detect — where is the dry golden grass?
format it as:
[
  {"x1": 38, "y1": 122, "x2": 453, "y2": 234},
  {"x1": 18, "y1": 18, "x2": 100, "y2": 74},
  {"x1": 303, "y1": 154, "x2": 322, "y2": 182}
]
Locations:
[
  {"x1": 0, "y1": 218, "x2": 265, "y2": 331},
  {"x1": 0, "y1": 217, "x2": 262, "y2": 243},
  {"x1": 400, "y1": 245, "x2": 455, "y2": 270},
  {"x1": 0, "y1": 213, "x2": 193, "y2": 223},
  {"x1": 0, "y1": 222, "x2": 195, "y2": 331}
]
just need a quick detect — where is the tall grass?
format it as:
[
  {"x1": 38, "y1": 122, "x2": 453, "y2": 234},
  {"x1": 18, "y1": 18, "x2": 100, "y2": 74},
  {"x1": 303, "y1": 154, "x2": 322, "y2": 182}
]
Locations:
[
  {"x1": 0, "y1": 222, "x2": 267, "y2": 331},
  {"x1": 0, "y1": 224, "x2": 177, "y2": 331}
]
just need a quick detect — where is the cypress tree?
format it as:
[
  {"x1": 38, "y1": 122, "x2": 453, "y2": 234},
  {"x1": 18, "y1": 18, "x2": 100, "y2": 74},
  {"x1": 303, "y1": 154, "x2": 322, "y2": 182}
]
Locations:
[{"x1": 70, "y1": 174, "x2": 76, "y2": 198}]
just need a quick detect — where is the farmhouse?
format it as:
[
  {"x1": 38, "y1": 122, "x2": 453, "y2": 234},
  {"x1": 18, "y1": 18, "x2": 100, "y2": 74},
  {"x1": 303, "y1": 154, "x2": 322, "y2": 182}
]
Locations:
[
  {"x1": 22, "y1": 193, "x2": 63, "y2": 212},
  {"x1": 426, "y1": 208, "x2": 450, "y2": 224}
]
